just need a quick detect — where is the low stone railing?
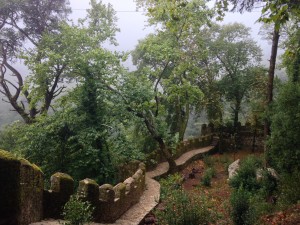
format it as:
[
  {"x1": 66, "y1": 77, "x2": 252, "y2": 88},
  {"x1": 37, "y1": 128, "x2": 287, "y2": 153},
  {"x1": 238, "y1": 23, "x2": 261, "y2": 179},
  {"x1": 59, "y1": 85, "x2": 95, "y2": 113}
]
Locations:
[
  {"x1": 0, "y1": 149, "x2": 146, "y2": 224},
  {"x1": 0, "y1": 150, "x2": 44, "y2": 225},
  {"x1": 145, "y1": 134, "x2": 214, "y2": 170},
  {"x1": 174, "y1": 134, "x2": 214, "y2": 158},
  {"x1": 43, "y1": 162, "x2": 146, "y2": 223}
]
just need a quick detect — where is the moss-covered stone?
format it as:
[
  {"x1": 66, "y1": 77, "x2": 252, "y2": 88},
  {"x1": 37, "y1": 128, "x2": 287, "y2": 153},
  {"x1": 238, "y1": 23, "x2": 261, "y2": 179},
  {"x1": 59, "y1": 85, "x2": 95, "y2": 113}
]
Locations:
[
  {"x1": 0, "y1": 149, "x2": 19, "y2": 161},
  {"x1": 50, "y1": 172, "x2": 74, "y2": 194},
  {"x1": 44, "y1": 172, "x2": 74, "y2": 219},
  {"x1": 0, "y1": 149, "x2": 21, "y2": 225},
  {"x1": 20, "y1": 160, "x2": 44, "y2": 224},
  {"x1": 19, "y1": 158, "x2": 43, "y2": 172},
  {"x1": 113, "y1": 183, "x2": 126, "y2": 199}
]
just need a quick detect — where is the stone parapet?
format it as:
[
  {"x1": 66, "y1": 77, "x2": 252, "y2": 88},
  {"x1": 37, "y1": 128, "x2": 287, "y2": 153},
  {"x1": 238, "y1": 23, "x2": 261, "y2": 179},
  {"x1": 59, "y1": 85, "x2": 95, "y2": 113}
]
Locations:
[
  {"x1": 77, "y1": 162, "x2": 146, "y2": 223},
  {"x1": 0, "y1": 150, "x2": 44, "y2": 225},
  {"x1": 174, "y1": 134, "x2": 213, "y2": 158},
  {"x1": 43, "y1": 172, "x2": 74, "y2": 219}
]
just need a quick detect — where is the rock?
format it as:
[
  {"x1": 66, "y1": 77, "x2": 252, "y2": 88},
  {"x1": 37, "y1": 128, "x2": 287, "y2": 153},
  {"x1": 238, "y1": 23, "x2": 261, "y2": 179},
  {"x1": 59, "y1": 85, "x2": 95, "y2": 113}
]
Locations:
[
  {"x1": 256, "y1": 168, "x2": 279, "y2": 181},
  {"x1": 228, "y1": 159, "x2": 240, "y2": 179}
]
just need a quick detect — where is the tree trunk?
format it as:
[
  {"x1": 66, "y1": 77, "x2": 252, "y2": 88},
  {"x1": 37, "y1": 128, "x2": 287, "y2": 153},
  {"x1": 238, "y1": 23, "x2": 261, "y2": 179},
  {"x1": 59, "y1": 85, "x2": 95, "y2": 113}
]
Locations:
[
  {"x1": 233, "y1": 100, "x2": 241, "y2": 133},
  {"x1": 178, "y1": 103, "x2": 190, "y2": 142},
  {"x1": 155, "y1": 136, "x2": 178, "y2": 173},
  {"x1": 264, "y1": 25, "x2": 280, "y2": 138},
  {"x1": 142, "y1": 115, "x2": 178, "y2": 173}
]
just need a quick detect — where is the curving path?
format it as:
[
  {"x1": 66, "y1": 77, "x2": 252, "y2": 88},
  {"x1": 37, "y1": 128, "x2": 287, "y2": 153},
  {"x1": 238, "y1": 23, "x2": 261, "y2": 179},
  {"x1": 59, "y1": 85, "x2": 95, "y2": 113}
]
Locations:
[{"x1": 30, "y1": 144, "x2": 216, "y2": 225}]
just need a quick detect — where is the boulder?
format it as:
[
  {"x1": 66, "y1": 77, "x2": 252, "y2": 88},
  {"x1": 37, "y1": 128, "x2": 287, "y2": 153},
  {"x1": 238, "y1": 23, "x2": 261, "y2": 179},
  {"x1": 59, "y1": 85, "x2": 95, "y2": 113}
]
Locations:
[
  {"x1": 228, "y1": 159, "x2": 240, "y2": 179},
  {"x1": 256, "y1": 168, "x2": 279, "y2": 181}
]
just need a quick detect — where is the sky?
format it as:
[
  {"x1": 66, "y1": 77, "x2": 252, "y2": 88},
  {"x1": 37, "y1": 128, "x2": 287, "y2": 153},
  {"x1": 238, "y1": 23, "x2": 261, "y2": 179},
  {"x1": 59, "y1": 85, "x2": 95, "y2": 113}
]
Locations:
[
  {"x1": 0, "y1": 0, "x2": 276, "y2": 123},
  {"x1": 69, "y1": 0, "x2": 271, "y2": 66}
]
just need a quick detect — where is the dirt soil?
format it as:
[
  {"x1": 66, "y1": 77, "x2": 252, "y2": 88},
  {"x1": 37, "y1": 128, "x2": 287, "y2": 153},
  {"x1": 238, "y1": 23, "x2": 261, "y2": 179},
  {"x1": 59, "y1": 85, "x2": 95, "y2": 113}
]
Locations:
[
  {"x1": 141, "y1": 149, "x2": 300, "y2": 225},
  {"x1": 140, "y1": 149, "x2": 264, "y2": 225},
  {"x1": 260, "y1": 204, "x2": 300, "y2": 225}
]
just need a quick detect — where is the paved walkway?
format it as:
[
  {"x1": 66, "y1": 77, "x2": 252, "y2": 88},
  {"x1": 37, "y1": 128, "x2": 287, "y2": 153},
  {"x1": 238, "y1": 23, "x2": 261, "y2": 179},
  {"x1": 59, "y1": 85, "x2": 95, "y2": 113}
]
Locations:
[{"x1": 31, "y1": 144, "x2": 216, "y2": 225}]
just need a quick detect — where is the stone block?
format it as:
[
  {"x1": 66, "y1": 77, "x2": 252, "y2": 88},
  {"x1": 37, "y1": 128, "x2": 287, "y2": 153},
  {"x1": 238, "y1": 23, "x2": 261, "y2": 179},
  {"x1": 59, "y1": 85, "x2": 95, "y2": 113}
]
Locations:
[
  {"x1": 78, "y1": 178, "x2": 99, "y2": 202},
  {"x1": 113, "y1": 183, "x2": 126, "y2": 199},
  {"x1": 99, "y1": 184, "x2": 115, "y2": 203},
  {"x1": 19, "y1": 159, "x2": 44, "y2": 225},
  {"x1": 44, "y1": 172, "x2": 74, "y2": 219},
  {"x1": 0, "y1": 149, "x2": 21, "y2": 225},
  {"x1": 123, "y1": 177, "x2": 135, "y2": 193},
  {"x1": 50, "y1": 172, "x2": 74, "y2": 196}
]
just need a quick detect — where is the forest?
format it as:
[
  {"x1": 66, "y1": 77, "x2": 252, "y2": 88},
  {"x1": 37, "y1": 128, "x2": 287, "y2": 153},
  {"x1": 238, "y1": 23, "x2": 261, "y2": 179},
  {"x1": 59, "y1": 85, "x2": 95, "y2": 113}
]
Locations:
[{"x1": 0, "y1": 0, "x2": 299, "y2": 224}]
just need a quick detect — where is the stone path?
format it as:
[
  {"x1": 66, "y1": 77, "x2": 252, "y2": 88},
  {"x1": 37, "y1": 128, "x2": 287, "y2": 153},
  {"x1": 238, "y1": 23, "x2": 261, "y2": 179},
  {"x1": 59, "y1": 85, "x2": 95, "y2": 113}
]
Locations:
[{"x1": 30, "y1": 144, "x2": 216, "y2": 225}]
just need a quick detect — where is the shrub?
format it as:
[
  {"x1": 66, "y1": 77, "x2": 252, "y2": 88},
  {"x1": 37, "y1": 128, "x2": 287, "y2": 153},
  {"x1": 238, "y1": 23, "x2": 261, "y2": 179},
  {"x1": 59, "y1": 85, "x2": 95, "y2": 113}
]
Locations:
[
  {"x1": 203, "y1": 154, "x2": 215, "y2": 167},
  {"x1": 277, "y1": 170, "x2": 300, "y2": 207},
  {"x1": 156, "y1": 189, "x2": 215, "y2": 225},
  {"x1": 159, "y1": 173, "x2": 184, "y2": 200},
  {"x1": 267, "y1": 83, "x2": 300, "y2": 173},
  {"x1": 230, "y1": 187, "x2": 254, "y2": 225},
  {"x1": 201, "y1": 167, "x2": 216, "y2": 187},
  {"x1": 62, "y1": 195, "x2": 94, "y2": 225},
  {"x1": 229, "y1": 156, "x2": 263, "y2": 193},
  {"x1": 259, "y1": 169, "x2": 278, "y2": 198}
]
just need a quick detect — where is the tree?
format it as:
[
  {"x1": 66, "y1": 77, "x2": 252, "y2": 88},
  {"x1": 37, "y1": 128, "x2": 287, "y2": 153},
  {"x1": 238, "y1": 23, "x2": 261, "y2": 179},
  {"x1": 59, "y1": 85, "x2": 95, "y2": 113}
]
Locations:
[
  {"x1": 0, "y1": 0, "x2": 71, "y2": 123},
  {"x1": 215, "y1": 0, "x2": 300, "y2": 137},
  {"x1": 0, "y1": 0, "x2": 125, "y2": 183},
  {"x1": 281, "y1": 19, "x2": 300, "y2": 82},
  {"x1": 127, "y1": 0, "x2": 214, "y2": 172},
  {"x1": 267, "y1": 19, "x2": 300, "y2": 173},
  {"x1": 208, "y1": 23, "x2": 263, "y2": 131}
]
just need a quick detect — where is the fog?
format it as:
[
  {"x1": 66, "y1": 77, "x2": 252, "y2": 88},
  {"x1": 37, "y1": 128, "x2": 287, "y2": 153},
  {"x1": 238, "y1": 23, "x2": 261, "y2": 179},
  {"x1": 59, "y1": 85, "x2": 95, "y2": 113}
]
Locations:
[{"x1": 0, "y1": 0, "x2": 276, "y2": 125}]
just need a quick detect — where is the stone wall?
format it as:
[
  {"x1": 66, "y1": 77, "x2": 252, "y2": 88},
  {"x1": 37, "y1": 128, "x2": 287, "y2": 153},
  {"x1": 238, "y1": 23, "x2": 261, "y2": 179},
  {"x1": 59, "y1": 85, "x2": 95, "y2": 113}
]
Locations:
[
  {"x1": 0, "y1": 150, "x2": 44, "y2": 225},
  {"x1": 78, "y1": 162, "x2": 146, "y2": 223},
  {"x1": 43, "y1": 172, "x2": 74, "y2": 219},
  {"x1": 174, "y1": 134, "x2": 214, "y2": 158},
  {"x1": 0, "y1": 149, "x2": 146, "y2": 224},
  {"x1": 42, "y1": 162, "x2": 146, "y2": 223},
  {"x1": 145, "y1": 133, "x2": 214, "y2": 170}
]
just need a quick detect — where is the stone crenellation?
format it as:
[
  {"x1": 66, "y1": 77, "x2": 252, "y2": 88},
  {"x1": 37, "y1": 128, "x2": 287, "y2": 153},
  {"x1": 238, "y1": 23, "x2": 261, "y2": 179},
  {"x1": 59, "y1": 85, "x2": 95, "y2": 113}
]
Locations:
[
  {"x1": 0, "y1": 149, "x2": 146, "y2": 225},
  {"x1": 0, "y1": 128, "x2": 218, "y2": 225},
  {"x1": 0, "y1": 150, "x2": 44, "y2": 225},
  {"x1": 42, "y1": 161, "x2": 146, "y2": 223}
]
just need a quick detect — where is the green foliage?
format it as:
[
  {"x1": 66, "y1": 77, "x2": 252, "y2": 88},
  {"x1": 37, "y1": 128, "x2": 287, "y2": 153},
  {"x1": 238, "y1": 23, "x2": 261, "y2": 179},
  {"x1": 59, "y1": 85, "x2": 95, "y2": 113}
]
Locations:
[
  {"x1": 203, "y1": 154, "x2": 215, "y2": 167},
  {"x1": 230, "y1": 186, "x2": 275, "y2": 225},
  {"x1": 201, "y1": 167, "x2": 216, "y2": 187},
  {"x1": 229, "y1": 156, "x2": 278, "y2": 224},
  {"x1": 259, "y1": 169, "x2": 278, "y2": 198},
  {"x1": 281, "y1": 20, "x2": 300, "y2": 82},
  {"x1": 0, "y1": 121, "x2": 24, "y2": 152},
  {"x1": 268, "y1": 83, "x2": 300, "y2": 173},
  {"x1": 229, "y1": 156, "x2": 263, "y2": 192},
  {"x1": 62, "y1": 195, "x2": 94, "y2": 225},
  {"x1": 230, "y1": 187, "x2": 254, "y2": 225},
  {"x1": 132, "y1": 0, "x2": 213, "y2": 143},
  {"x1": 156, "y1": 189, "x2": 215, "y2": 225},
  {"x1": 159, "y1": 173, "x2": 184, "y2": 200},
  {"x1": 277, "y1": 170, "x2": 300, "y2": 207},
  {"x1": 0, "y1": 0, "x2": 71, "y2": 122},
  {"x1": 208, "y1": 23, "x2": 263, "y2": 129}
]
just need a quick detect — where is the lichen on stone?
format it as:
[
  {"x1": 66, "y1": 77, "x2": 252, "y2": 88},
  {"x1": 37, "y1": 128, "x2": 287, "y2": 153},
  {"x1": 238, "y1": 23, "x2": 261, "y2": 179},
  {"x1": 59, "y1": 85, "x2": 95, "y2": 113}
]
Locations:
[{"x1": 0, "y1": 149, "x2": 19, "y2": 162}]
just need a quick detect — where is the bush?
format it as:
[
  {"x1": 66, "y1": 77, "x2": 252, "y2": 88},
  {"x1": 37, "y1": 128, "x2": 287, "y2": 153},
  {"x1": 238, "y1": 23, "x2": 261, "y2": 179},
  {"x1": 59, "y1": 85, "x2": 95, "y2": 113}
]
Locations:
[
  {"x1": 277, "y1": 170, "x2": 300, "y2": 207},
  {"x1": 230, "y1": 187, "x2": 254, "y2": 225},
  {"x1": 203, "y1": 154, "x2": 215, "y2": 167},
  {"x1": 229, "y1": 156, "x2": 263, "y2": 193},
  {"x1": 201, "y1": 167, "x2": 216, "y2": 187},
  {"x1": 159, "y1": 173, "x2": 184, "y2": 200},
  {"x1": 156, "y1": 189, "x2": 215, "y2": 225},
  {"x1": 259, "y1": 169, "x2": 278, "y2": 198},
  {"x1": 62, "y1": 195, "x2": 94, "y2": 225},
  {"x1": 268, "y1": 83, "x2": 300, "y2": 173}
]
